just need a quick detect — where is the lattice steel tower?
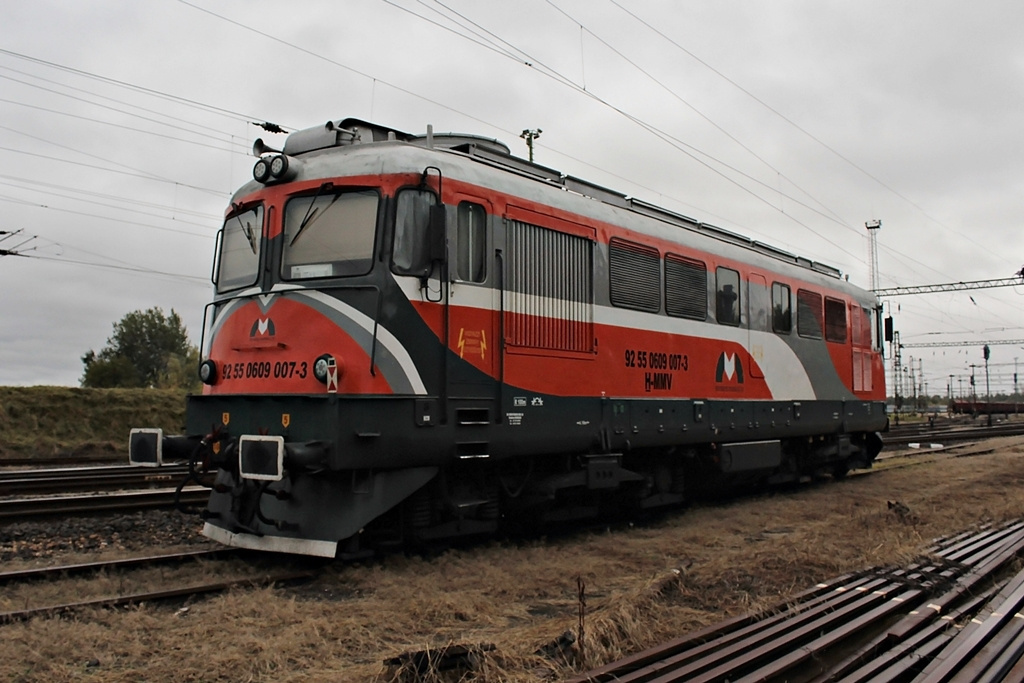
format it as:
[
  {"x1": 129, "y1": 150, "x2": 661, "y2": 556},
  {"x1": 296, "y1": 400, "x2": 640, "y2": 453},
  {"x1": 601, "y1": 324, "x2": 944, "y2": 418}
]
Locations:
[{"x1": 866, "y1": 219, "x2": 882, "y2": 292}]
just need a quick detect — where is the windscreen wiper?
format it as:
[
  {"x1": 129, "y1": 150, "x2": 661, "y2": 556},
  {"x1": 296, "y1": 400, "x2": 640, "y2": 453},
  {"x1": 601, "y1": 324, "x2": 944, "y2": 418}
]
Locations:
[
  {"x1": 290, "y1": 182, "x2": 334, "y2": 247},
  {"x1": 231, "y1": 203, "x2": 258, "y2": 255}
]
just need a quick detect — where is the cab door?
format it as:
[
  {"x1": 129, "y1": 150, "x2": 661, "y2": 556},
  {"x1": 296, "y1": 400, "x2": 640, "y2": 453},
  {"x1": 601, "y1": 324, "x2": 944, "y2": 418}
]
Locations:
[
  {"x1": 850, "y1": 303, "x2": 873, "y2": 393},
  {"x1": 747, "y1": 273, "x2": 768, "y2": 379},
  {"x1": 446, "y1": 197, "x2": 499, "y2": 399}
]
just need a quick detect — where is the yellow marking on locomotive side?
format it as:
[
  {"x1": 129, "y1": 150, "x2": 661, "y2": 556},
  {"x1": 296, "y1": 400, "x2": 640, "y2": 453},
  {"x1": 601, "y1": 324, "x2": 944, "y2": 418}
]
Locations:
[{"x1": 457, "y1": 328, "x2": 487, "y2": 360}]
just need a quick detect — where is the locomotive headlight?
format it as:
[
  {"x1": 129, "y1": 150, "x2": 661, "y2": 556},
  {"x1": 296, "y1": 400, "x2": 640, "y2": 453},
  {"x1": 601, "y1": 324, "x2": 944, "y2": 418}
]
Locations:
[
  {"x1": 252, "y1": 158, "x2": 271, "y2": 184},
  {"x1": 269, "y1": 154, "x2": 289, "y2": 178},
  {"x1": 313, "y1": 354, "x2": 333, "y2": 384},
  {"x1": 198, "y1": 359, "x2": 218, "y2": 385}
]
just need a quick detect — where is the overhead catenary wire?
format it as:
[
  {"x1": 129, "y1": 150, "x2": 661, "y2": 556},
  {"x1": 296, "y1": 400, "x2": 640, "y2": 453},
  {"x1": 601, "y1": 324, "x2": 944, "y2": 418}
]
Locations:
[
  {"x1": 352, "y1": 0, "x2": 868, "y2": 264},
  {"x1": 0, "y1": 47, "x2": 266, "y2": 126},
  {"x1": 0, "y1": 1, "x2": 962, "y2": 286},
  {"x1": 0, "y1": 68, "x2": 247, "y2": 147},
  {"x1": 0, "y1": 3, "x2": 1011, "y2": 389},
  {"x1": 0, "y1": 94, "x2": 247, "y2": 156},
  {"x1": 0, "y1": 143, "x2": 228, "y2": 198},
  {"x1": 0, "y1": 192, "x2": 216, "y2": 240},
  {"x1": 0, "y1": 174, "x2": 221, "y2": 221},
  {"x1": 605, "y1": 0, "x2": 1019, "y2": 274},
  {"x1": 170, "y1": 2, "x2": 1020, "y2": 348}
]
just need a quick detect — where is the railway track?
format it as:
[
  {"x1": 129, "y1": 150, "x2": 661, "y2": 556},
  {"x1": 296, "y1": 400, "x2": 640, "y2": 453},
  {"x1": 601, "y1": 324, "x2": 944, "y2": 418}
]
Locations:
[
  {"x1": 0, "y1": 422, "x2": 1017, "y2": 524},
  {"x1": 0, "y1": 548, "x2": 315, "y2": 624},
  {"x1": 883, "y1": 421, "x2": 1024, "y2": 448},
  {"x1": 0, "y1": 463, "x2": 214, "y2": 522},
  {"x1": 0, "y1": 463, "x2": 211, "y2": 496},
  {"x1": 0, "y1": 455, "x2": 122, "y2": 468},
  {"x1": 0, "y1": 487, "x2": 211, "y2": 521},
  {"x1": 573, "y1": 520, "x2": 1024, "y2": 682},
  {"x1": 0, "y1": 547, "x2": 232, "y2": 583}
]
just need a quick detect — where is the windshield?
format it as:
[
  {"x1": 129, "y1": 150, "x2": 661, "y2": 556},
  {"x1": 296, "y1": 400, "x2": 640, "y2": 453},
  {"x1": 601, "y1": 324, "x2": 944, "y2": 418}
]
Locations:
[
  {"x1": 281, "y1": 189, "x2": 379, "y2": 279},
  {"x1": 216, "y1": 204, "x2": 263, "y2": 292}
]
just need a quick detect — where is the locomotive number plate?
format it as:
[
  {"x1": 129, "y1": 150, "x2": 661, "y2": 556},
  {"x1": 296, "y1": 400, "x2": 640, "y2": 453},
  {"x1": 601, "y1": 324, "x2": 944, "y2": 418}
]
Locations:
[{"x1": 221, "y1": 360, "x2": 309, "y2": 381}]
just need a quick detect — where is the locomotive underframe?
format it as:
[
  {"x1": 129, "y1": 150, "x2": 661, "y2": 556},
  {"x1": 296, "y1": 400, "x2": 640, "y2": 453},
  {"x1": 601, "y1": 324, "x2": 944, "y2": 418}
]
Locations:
[{"x1": 182, "y1": 392, "x2": 885, "y2": 557}]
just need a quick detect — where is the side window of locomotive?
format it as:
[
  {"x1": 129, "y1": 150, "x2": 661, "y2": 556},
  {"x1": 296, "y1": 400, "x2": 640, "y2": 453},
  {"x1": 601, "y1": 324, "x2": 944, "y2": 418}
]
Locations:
[
  {"x1": 824, "y1": 297, "x2": 847, "y2": 343},
  {"x1": 281, "y1": 189, "x2": 379, "y2": 280},
  {"x1": 215, "y1": 204, "x2": 263, "y2": 293},
  {"x1": 609, "y1": 238, "x2": 661, "y2": 312},
  {"x1": 853, "y1": 306, "x2": 873, "y2": 347},
  {"x1": 456, "y1": 202, "x2": 487, "y2": 283},
  {"x1": 392, "y1": 189, "x2": 437, "y2": 277},
  {"x1": 771, "y1": 282, "x2": 792, "y2": 333},
  {"x1": 796, "y1": 289, "x2": 823, "y2": 339},
  {"x1": 665, "y1": 254, "x2": 707, "y2": 320},
  {"x1": 715, "y1": 267, "x2": 740, "y2": 326}
]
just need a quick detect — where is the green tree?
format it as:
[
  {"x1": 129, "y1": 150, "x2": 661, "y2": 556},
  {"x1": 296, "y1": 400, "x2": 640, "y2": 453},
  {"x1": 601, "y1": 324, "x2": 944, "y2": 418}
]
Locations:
[{"x1": 81, "y1": 308, "x2": 200, "y2": 390}]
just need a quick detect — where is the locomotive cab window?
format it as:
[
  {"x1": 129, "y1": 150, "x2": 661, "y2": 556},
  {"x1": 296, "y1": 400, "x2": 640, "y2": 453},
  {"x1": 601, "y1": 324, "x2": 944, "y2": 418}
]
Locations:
[
  {"x1": 716, "y1": 267, "x2": 740, "y2": 326},
  {"x1": 392, "y1": 188, "x2": 438, "y2": 277},
  {"x1": 456, "y1": 202, "x2": 487, "y2": 283},
  {"x1": 824, "y1": 297, "x2": 847, "y2": 343},
  {"x1": 281, "y1": 189, "x2": 379, "y2": 280},
  {"x1": 215, "y1": 203, "x2": 263, "y2": 292},
  {"x1": 772, "y1": 282, "x2": 792, "y2": 333}
]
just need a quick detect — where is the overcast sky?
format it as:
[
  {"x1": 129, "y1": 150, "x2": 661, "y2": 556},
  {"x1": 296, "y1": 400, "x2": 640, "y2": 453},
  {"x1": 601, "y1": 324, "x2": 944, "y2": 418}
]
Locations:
[{"x1": 2, "y1": 0, "x2": 1023, "y2": 398}]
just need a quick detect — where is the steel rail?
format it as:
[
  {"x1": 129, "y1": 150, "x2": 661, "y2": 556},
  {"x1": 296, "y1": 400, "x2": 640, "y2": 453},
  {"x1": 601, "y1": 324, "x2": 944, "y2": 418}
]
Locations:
[
  {"x1": 0, "y1": 464, "x2": 203, "y2": 496},
  {"x1": 0, "y1": 487, "x2": 210, "y2": 521},
  {"x1": 0, "y1": 464, "x2": 187, "y2": 480},
  {"x1": 0, "y1": 569, "x2": 314, "y2": 624},
  {"x1": 572, "y1": 520, "x2": 1024, "y2": 683},
  {"x1": 0, "y1": 455, "x2": 122, "y2": 468},
  {"x1": 883, "y1": 423, "x2": 1024, "y2": 447},
  {"x1": 0, "y1": 548, "x2": 236, "y2": 584}
]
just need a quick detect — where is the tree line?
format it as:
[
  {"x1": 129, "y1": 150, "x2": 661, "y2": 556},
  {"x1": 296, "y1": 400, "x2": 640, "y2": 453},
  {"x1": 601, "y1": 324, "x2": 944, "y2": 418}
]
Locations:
[{"x1": 81, "y1": 307, "x2": 200, "y2": 391}]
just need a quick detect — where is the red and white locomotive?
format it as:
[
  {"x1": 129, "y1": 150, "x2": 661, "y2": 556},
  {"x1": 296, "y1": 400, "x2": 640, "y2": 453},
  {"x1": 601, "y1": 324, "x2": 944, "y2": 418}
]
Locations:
[{"x1": 129, "y1": 118, "x2": 887, "y2": 557}]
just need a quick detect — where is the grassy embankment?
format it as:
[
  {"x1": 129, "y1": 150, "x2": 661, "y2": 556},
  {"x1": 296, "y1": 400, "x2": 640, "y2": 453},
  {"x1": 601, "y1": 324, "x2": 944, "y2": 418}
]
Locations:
[{"x1": 0, "y1": 386, "x2": 186, "y2": 461}]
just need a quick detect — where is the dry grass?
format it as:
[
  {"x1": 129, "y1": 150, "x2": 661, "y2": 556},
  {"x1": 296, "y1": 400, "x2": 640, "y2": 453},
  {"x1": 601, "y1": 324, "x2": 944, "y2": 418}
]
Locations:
[
  {"x1": 4, "y1": 438, "x2": 1024, "y2": 682},
  {"x1": 0, "y1": 386, "x2": 186, "y2": 461}
]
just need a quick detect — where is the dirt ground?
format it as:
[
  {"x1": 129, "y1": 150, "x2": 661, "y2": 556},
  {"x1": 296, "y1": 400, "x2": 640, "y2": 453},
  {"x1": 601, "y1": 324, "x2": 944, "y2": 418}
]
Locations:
[{"x1": 3, "y1": 437, "x2": 1024, "y2": 682}]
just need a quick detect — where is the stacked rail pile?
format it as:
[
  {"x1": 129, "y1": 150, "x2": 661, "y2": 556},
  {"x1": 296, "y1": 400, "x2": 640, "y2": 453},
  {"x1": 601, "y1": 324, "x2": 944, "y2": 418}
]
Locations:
[{"x1": 573, "y1": 520, "x2": 1024, "y2": 683}]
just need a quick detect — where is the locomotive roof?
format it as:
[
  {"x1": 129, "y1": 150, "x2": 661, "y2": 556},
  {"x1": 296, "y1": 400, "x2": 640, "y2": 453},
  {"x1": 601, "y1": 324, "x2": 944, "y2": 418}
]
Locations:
[{"x1": 258, "y1": 117, "x2": 871, "y2": 302}]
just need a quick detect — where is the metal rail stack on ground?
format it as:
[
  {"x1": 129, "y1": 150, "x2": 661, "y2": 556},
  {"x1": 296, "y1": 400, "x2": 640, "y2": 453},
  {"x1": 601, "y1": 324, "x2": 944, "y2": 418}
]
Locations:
[{"x1": 573, "y1": 520, "x2": 1024, "y2": 682}]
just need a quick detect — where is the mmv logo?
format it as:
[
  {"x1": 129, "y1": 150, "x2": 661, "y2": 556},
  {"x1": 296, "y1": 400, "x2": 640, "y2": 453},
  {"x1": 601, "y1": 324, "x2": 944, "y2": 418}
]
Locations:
[
  {"x1": 715, "y1": 351, "x2": 744, "y2": 384},
  {"x1": 250, "y1": 317, "x2": 276, "y2": 338}
]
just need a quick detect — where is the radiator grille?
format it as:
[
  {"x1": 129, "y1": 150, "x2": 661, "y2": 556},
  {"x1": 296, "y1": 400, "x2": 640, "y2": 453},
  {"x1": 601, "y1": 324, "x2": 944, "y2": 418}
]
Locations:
[
  {"x1": 609, "y1": 238, "x2": 661, "y2": 312},
  {"x1": 665, "y1": 254, "x2": 707, "y2": 320},
  {"x1": 505, "y1": 220, "x2": 593, "y2": 353}
]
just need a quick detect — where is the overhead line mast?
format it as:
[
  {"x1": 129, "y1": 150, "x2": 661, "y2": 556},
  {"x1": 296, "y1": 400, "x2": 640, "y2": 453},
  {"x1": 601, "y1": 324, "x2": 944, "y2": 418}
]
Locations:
[{"x1": 866, "y1": 219, "x2": 881, "y2": 292}]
